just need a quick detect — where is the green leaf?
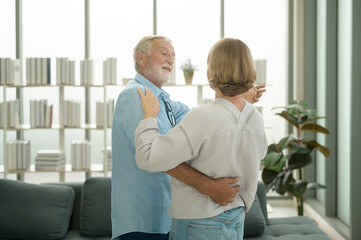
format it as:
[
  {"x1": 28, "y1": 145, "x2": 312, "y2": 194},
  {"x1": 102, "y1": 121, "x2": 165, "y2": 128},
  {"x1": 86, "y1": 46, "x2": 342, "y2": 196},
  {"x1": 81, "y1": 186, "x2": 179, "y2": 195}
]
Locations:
[
  {"x1": 302, "y1": 116, "x2": 326, "y2": 124},
  {"x1": 277, "y1": 135, "x2": 293, "y2": 151},
  {"x1": 288, "y1": 152, "x2": 312, "y2": 170},
  {"x1": 299, "y1": 115, "x2": 309, "y2": 124},
  {"x1": 267, "y1": 143, "x2": 278, "y2": 153},
  {"x1": 274, "y1": 155, "x2": 287, "y2": 172},
  {"x1": 288, "y1": 142, "x2": 313, "y2": 155},
  {"x1": 289, "y1": 100, "x2": 298, "y2": 105},
  {"x1": 304, "y1": 140, "x2": 330, "y2": 157},
  {"x1": 286, "y1": 105, "x2": 302, "y2": 115},
  {"x1": 275, "y1": 175, "x2": 287, "y2": 195},
  {"x1": 262, "y1": 152, "x2": 284, "y2": 171},
  {"x1": 282, "y1": 170, "x2": 293, "y2": 191},
  {"x1": 262, "y1": 169, "x2": 278, "y2": 185},
  {"x1": 299, "y1": 100, "x2": 308, "y2": 108},
  {"x1": 288, "y1": 180, "x2": 308, "y2": 197},
  {"x1": 276, "y1": 111, "x2": 298, "y2": 127},
  {"x1": 307, "y1": 182, "x2": 327, "y2": 190},
  {"x1": 301, "y1": 123, "x2": 330, "y2": 134},
  {"x1": 305, "y1": 109, "x2": 317, "y2": 119}
]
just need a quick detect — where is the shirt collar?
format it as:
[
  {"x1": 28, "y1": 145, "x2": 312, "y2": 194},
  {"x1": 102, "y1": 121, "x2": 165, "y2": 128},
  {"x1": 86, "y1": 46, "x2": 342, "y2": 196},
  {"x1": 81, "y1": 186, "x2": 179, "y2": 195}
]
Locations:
[
  {"x1": 213, "y1": 97, "x2": 251, "y2": 123},
  {"x1": 134, "y1": 73, "x2": 170, "y2": 99}
]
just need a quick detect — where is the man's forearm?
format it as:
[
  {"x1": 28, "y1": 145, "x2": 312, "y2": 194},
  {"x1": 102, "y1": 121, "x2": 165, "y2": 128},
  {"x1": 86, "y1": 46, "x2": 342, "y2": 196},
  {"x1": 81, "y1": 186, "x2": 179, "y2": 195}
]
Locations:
[
  {"x1": 165, "y1": 163, "x2": 239, "y2": 206},
  {"x1": 166, "y1": 163, "x2": 210, "y2": 193}
]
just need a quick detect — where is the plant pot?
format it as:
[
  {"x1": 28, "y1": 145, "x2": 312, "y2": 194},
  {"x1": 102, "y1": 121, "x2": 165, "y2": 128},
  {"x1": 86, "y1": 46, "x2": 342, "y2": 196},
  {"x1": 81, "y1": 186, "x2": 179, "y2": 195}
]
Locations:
[{"x1": 183, "y1": 71, "x2": 194, "y2": 85}]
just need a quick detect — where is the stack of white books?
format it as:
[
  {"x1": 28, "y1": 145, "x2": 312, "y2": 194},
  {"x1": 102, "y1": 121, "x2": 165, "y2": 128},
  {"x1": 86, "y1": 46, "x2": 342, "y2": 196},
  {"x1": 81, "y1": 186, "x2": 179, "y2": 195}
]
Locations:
[
  {"x1": 71, "y1": 140, "x2": 91, "y2": 170},
  {"x1": 35, "y1": 150, "x2": 65, "y2": 171},
  {"x1": 0, "y1": 58, "x2": 21, "y2": 85},
  {"x1": 96, "y1": 99, "x2": 114, "y2": 128},
  {"x1": 0, "y1": 99, "x2": 20, "y2": 128},
  {"x1": 56, "y1": 58, "x2": 75, "y2": 85},
  {"x1": 80, "y1": 59, "x2": 94, "y2": 85},
  {"x1": 101, "y1": 146, "x2": 112, "y2": 170},
  {"x1": 103, "y1": 58, "x2": 117, "y2": 85},
  {"x1": 62, "y1": 100, "x2": 81, "y2": 127},
  {"x1": 29, "y1": 99, "x2": 53, "y2": 128},
  {"x1": 254, "y1": 59, "x2": 267, "y2": 84},
  {"x1": 7, "y1": 140, "x2": 31, "y2": 170},
  {"x1": 26, "y1": 58, "x2": 51, "y2": 85}
]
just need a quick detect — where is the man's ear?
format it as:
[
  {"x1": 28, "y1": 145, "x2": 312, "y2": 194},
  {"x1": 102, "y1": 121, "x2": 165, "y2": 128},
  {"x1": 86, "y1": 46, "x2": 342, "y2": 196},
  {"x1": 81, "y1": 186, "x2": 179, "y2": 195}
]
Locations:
[{"x1": 137, "y1": 51, "x2": 147, "y2": 67}]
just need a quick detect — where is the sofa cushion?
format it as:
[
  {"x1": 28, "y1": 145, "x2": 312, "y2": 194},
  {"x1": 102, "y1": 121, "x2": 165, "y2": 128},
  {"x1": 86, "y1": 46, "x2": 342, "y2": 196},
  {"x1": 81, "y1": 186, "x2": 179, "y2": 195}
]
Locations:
[
  {"x1": 0, "y1": 179, "x2": 74, "y2": 240},
  {"x1": 80, "y1": 177, "x2": 111, "y2": 237},
  {"x1": 256, "y1": 181, "x2": 269, "y2": 224},
  {"x1": 43, "y1": 182, "x2": 83, "y2": 231},
  {"x1": 256, "y1": 216, "x2": 331, "y2": 240},
  {"x1": 244, "y1": 195, "x2": 266, "y2": 237}
]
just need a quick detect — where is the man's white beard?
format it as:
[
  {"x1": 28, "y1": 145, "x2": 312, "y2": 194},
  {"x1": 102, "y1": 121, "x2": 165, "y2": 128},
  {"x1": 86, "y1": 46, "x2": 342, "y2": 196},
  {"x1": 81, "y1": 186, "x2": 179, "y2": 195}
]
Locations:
[{"x1": 144, "y1": 62, "x2": 172, "y2": 87}]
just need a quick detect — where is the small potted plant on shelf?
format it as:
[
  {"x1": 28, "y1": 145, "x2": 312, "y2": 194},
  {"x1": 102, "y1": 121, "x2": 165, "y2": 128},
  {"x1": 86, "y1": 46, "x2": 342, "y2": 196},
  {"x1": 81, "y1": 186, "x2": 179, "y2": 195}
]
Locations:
[
  {"x1": 261, "y1": 100, "x2": 330, "y2": 216},
  {"x1": 180, "y1": 58, "x2": 198, "y2": 85}
]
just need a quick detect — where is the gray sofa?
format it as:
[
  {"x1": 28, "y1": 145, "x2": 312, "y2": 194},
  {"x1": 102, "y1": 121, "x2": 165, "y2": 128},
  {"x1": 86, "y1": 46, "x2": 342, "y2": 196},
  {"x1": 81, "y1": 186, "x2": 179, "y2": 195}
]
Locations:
[{"x1": 0, "y1": 177, "x2": 330, "y2": 240}]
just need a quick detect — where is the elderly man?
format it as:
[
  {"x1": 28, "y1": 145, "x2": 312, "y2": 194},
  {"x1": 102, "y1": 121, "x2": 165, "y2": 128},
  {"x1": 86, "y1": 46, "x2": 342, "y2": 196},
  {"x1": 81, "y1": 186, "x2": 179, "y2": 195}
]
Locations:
[{"x1": 111, "y1": 35, "x2": 265, "y2": 240}]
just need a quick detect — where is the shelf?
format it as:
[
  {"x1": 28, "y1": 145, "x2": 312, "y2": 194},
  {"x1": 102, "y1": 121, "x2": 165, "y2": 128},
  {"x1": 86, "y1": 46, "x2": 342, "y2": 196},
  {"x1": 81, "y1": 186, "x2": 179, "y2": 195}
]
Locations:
[
  {"x1": 3, "y1": 84, "x2": 110, "y2": 88},
  {"x1": 2, "y1": 164, "x2": 109, "y2": 174},
  {"x1": 1, "y1": 124, "x2": 111, "y2": 130}
]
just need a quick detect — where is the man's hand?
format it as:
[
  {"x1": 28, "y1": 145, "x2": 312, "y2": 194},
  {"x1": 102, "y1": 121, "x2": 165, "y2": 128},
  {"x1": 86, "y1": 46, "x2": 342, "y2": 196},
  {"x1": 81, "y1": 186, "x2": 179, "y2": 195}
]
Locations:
[
  {"x1": 166, "y1": 164, "x2": 239, "y2": 206},
  {"x1": 242, "y1": 84, "x2": 266, "y2": 104},
  {"x1": 199, "y1": 177, "x2": 240, "y2": 206}
]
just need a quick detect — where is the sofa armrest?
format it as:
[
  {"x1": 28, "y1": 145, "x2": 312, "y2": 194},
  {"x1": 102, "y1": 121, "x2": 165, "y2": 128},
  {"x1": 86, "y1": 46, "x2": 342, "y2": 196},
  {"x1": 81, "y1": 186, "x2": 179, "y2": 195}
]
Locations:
[{"x1": 256, "y1": 181, "x2": 269, "y2": 224}]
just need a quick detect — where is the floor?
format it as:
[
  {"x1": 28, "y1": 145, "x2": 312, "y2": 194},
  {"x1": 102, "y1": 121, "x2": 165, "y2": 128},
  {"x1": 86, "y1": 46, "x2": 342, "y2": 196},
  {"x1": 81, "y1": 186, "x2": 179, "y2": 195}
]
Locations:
[{"x1": 1, "y1": 171, "x2": 346, "y2": 240}]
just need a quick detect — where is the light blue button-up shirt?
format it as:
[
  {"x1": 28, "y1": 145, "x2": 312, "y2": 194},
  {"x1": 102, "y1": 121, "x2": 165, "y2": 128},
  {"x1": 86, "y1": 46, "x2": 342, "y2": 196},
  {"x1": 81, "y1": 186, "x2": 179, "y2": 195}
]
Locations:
[{"x1": 111, "y1": 73, "x2": 189, "y2": 238}]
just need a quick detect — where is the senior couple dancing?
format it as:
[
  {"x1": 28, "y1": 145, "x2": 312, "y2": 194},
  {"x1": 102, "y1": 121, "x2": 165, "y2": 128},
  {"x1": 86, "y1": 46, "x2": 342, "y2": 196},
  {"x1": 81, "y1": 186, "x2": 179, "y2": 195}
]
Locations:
[{"x1": 111, "y1": 35, "x2": 268, "y2": 240}]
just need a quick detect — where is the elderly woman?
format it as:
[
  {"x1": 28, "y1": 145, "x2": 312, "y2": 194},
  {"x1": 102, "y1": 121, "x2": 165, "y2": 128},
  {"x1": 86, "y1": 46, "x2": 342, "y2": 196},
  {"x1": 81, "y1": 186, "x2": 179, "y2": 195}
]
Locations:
[{"x1": 134, "y1": 38, "x2": 268, "y2": 240}]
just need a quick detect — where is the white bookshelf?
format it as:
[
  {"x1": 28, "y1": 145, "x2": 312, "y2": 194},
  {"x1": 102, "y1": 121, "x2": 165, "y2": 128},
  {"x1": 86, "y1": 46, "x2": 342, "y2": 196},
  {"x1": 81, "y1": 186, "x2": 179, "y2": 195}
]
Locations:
[
  {"x1": 0, "y1": 80, "x2": 115, "y2": 181},
  {"x1": 1, "y1": 76, "x2": 273, "y2": 182}
]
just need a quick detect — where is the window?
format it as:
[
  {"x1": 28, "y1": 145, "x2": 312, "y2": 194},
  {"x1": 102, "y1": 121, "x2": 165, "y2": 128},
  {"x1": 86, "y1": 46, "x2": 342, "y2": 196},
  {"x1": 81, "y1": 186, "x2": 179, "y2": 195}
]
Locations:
[
  {"x1": 22, "y1": 0, "x2": 84, "y2": 162},
  {"x1": 0, "y1": 0, "x2": 16, "y2": 169},
  {"x1": 90, "y1": 0, "x2": 153, "y2": 80},
  {"x1": 225, "y1": 0, "x2": 287, "y2": 142}
]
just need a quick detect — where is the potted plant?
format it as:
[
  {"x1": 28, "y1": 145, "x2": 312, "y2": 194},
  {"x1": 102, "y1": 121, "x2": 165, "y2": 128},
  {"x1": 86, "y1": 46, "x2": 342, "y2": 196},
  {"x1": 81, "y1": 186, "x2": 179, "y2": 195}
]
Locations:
[
  {"x1": 180, "y1": 58, "x2": 198, "y2": 85},
  {"x1": 261, "y1": 100, "x2": 330, "y2": 215}
]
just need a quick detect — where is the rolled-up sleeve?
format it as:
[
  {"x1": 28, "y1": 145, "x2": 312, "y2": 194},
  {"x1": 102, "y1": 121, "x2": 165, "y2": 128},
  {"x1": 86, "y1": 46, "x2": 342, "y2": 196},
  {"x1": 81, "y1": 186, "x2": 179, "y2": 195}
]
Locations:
[{"x1": 135, "y1": 118, "x2": 193, "y2": 172}]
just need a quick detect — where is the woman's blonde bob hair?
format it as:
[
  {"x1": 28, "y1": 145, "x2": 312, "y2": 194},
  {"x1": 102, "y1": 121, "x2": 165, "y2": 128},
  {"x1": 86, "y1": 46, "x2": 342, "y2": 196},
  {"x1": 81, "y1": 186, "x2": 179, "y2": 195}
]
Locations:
[{"x1": 207, "y1": 38, "x2": 256, "y2": 97}]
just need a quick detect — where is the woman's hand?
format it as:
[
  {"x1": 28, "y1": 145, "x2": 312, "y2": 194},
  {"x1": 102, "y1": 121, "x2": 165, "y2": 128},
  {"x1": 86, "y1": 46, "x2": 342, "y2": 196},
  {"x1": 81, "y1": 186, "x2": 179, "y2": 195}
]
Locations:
[
  {"x1": 137, "y1": 87, "x2": 160, "y2": 119},
  {"x1": 242, "y1": 84, "x2": 266, "y2": 104}
]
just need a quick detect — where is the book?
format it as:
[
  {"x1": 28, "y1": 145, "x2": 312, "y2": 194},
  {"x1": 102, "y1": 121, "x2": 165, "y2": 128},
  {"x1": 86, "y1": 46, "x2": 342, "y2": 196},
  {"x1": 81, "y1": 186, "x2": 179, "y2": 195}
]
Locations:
[
  {"x1": 36, "y1": 149, "x2": 65, "y2": 157},
  {"x1": 23, "y1": 140, "x2": 31, "y2": 170},
  {"x1": 7, "y1": 141, "x2": 15, "y2": 170},
  {"x1": 5, "y1": 58, "x2": 11, "y2": 85},
  {"x1": 30, "y1": 58, "x2": 36, "y2": 85},
  {"x1": 36, "y1": 58, "x2": 42, "y2": 85},
  {"x1": 108, "y1": 99, "x2": 114, "y2": 127},
  {"x1": 45, "y1": 105, "x2": 53, "y2": 127},
  {"x1": 111, "y1": 58, "x2": 117, "y2": 84},
  {"x1": 254, "y1": 59, "x2": 267, "y2": 84},
  {"x1": 0, "y1": 58, "x2": 7, "y2": 85},
  {"x1": 0, "y1": 102, "x2": 3, "y2": 128},
  {"x1": 26, "y1": 58, "x2": 31, "y2": 85},
  {"x1": 42, "y1": 58, "x2": 47, "y2": 85},
  {"x1": 8, "y1": 59, "x2": 14, "y2": 85},
  {"x1": 47, "y1": 58, "x2": 51, "y2": 84},
  {"x1": 103, "y1": 60, "x2": 109, "y2": 85}
]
